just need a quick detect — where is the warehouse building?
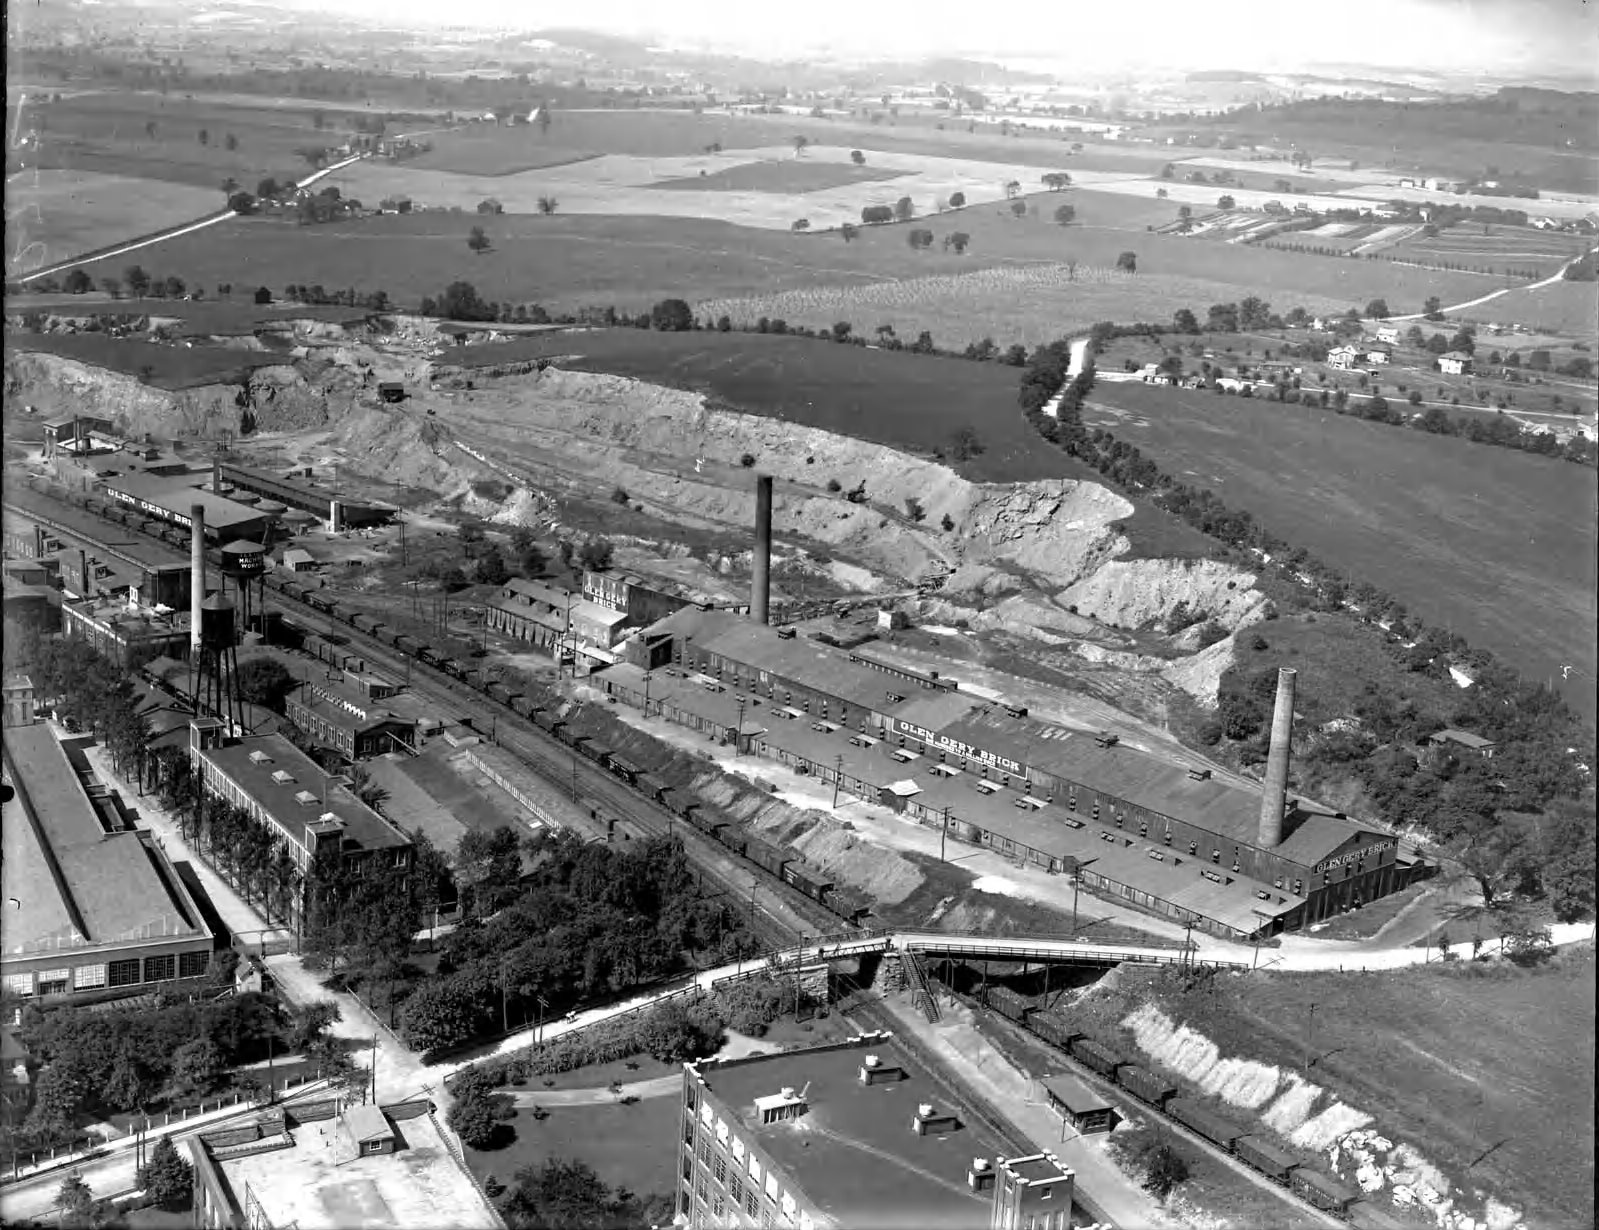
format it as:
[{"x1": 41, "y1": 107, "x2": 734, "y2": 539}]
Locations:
[
  {"x1": 600, "y1": 609, "x2": 1413, "y2": 936},
  {"x1": 187, "y1": 718, "x2": 414, "y2": 937},
  {"x1": 1, "y1": 708, "x2": 215, "y2": 1003},
  {"x1": 218, "y1": 462, "x2": 391, "y2": 532},
  {"x1": 4, "y1": 495, "x2": 193, "y2": 609},
  {"x1": 62, "y1": 595, "x2": 190, "y2": 666},
  {"x1": 285, "y1": 675, "x2": 417, "y2": 760},
  {"x1": 679, "y1": 1031, "x2": 1072, "y2": 1230},
  {"x1": 102, "y1": 473, "x2": 270, "y2": 544},
  {"x1": 486, "y1": 577, "x2": 630, "y2": 666}
]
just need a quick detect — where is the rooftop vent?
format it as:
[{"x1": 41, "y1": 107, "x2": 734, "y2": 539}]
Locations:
[
  {"x1": 294, "y1": 790, "x2": 318, "y2": 806},
  {"x1": 912, "y1": 1102, "x2": 959, "y2": 1137},
  {"x1": 858, "y1": 1055, "x2": 904, "y2": 1086},
  {"x1": 776, "y1": 627, "x2": 797, "y2": 640},
  {"x1": 754, "y1": 1086, "x2": 809, "y2": 1125},
  {"x1": 864, "y1": 1055, "x2": 880, "y2": 1069},
  {"x1": 248, "y1": 750, "x2": 273, "y2": 765},
  {"x1": 1094, "y1": 731, "x2": 1119, "y2": 749},
  {"x1": 271, "y1": 769, "x2": 295, "y2": 785},
  {"x1": 1187, "y1": 767, "x2": 1212, "y2": 781},
  {"x1": 968, "y1": 1158, "x2": 996, "y2": 1193},
  {"x1": 918, "y1": 1103, "x2": 934, "y2": 1118}
]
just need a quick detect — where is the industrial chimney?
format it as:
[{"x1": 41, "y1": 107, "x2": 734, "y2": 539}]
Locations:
[
  {"x1": 751, "y1": 474, "x2": 773, "y2": 626},
  {"x1": 190, "y1": 503, "x2": 207, "y2": 653},
  {"x1": 1256, "y1": 667, "x2": 1297, "y2": 848},
  {"x1": 212, "y1": 453, "x2": 223, "y2": 494}
]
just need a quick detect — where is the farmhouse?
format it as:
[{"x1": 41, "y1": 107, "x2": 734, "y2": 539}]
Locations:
[
  {"x1": 1366, "y1": 350, "x2": 1391, "y2": 365},
  {"x1": 1328, "y1": 345, "x2": 1359, "y2": 371},
  {"x1": 1438, "y1": 351, "x2": 1474, "y2": 375},
  {"x1": 1376, "y1": 326, "x2": 1401, "y2": 345}
]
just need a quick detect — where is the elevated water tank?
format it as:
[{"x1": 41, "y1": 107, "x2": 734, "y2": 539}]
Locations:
[
  {"x1": 221, "y1": 539, "x2": 267, "y2": 579},
  {"x1": 200, "y1": 593, "x2": 237, "y2": 649}
]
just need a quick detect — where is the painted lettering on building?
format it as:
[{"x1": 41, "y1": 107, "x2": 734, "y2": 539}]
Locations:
[
  {"x1": 892, "y1": 720, "x2": 1021, "y2": 773},
  {"x1": 1315, "y1": 839, "x2": 1395, "y2": 874}
]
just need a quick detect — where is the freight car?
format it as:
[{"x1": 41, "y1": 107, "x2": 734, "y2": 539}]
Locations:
[
  {"x1": 575, "y1": 738, "x2": 610, "y2": 764},
  {"x1": 783, "y1": 861, "x2": 833, "y2": 902},
  {"x1": 1233, "y1": 1136, "x2": 1300, "y2": 1185},
  {"x1": 393, "y1": 634, "x2": 420, "y2": 657},
  {"x1": 986, "y1": 986, "x2": 1035, "y2": 1025},
  {"x1": 606, "y1": 755, "x2": 641, "y2": 787},
  {"x1": 715, "y1": 824, "x2": 748, "y2": 858},
  {"x1": 828, "y1": 885, "x2": 872, "y2": 923},
  {"x1": 1116, "y1": 1065, "x2": 1177, "y2": 1110},
  {"x1": 306, "y1": 591, "x2": 337, "y2": 614},
  {"x1": 687, "y1": 808, "x2": 723, "y2": 838},
  {"x1": 1028, "y1": 1014, "x2": 1085, "y2": 1052},
  {"x1": 742, "y1": 835, "x2": 792, "y2": 878},
  {"x1": 415, "y1": 645, "x2": 441, "y2": 666},
  {"x1": 1166, "y1": 1099, "x2": 1247, "y2": 1152},
  {"x1": 351, "y1": 613, "x2": 382, "y2": 635},
  {"x1": 633, "y1": 774, "x2": 670, "y2": 807},
  {"x1": 1069, "y1": 1038, "x2": 1124, "y2": 1079},
  {"x1": 511, "y1": 695, "x2": 538, "y2": 719},
  {"x1": 1347, "y1": 1198, "x2": 1410, "y2": 1230},
  {"x1": 1290, "y1": 1170, "x2": 1359, "y2": 1215},
  {"x1": 532, "y1": 710, "x2": 563, "y2": 736},
  {"x1": 486, "y1": 682, "x2": 512, "y2": 706}
]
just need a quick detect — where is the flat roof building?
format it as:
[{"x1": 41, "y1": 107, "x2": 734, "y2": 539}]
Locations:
[
  {"x1": 102, "y1": 472, "x2": 269, "y2": 543},
  {"x1": 218, "y1": 462, "x2": 391, "y2": 532},
  {"x1": 62, "y1": 595, "x2": 190, "y2": 666},
  {"x1": 3, "y1": 490, "x2": 193, "y2": 609},
  {"x1": 2, "y1": 716, "x2": 214, "y2": 1003},
  {"x1": 286, "y1": 676, "x2": 417, "y2": 760},
  {"x1": 680, "y1": 1031, "x2": 1067, "y2": 1230}
]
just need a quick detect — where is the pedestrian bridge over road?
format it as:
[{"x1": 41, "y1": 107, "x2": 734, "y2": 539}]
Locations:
[{"x1": 754, "y1": 929, "x2": 1248, "y2": 972}]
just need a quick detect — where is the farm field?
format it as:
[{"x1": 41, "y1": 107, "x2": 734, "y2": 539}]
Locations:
[
  {"x1": 10, "y1": 90, "x2": 363, "y2": 189},
  {"x1": 1449, "y1": 279, "x2": 1599, "y2": 337},
  {"x1": 5, "y1": 331, "x2": 289, "y2": 389},
  {"x1": 441, "y1": 327, "x2": 1103, "y2": 485},
  {"x1": 1382, "y1": 224, "x2": 1588, "y2": 277},
  {"x1": 1076, "y1": 954, "x2": 1597, "y2": 1230},
  {"x1": 1082, "y1": 380, "x2": 1598, "y2": 715},
  {"x1": 649, "y1": 158, "x2": 908, "y2": 193},
  {"x1": 4, "y1": 293, "x2": 375, "y2": 336},
  {"x1": 5, "y1": 170, "x2": 225, "y2": 275}
]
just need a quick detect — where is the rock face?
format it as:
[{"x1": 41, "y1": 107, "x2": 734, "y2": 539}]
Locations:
[
  {"x1": 1059, "y1": 557, "x2": 1265, "y2": 630},
  {"x1": 3, "y1": 350, "x2": 338, "y2": 439}
]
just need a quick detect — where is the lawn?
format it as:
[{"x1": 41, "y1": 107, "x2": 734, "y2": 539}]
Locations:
[
  {"x1": 1082, "y1": 381, "x2": 1598, "y2": 717},
  {"x1": 650, "y1": 159, "x2": 909, "y2": 194},
  {"x1": 5, "y1": 170, "x2": 225, "y2": 274},
  {"x1": 1077, "y1": 953, "x2": 1596, "y2": 1230},
  {"x1": 5, "y1": 331, "x2": 291, "y2": 388},
  {"x1": 429, "y1": 327, "x2": 1099, "y2": 484},
  {"x1": 1448, "y1": 280, "x2": 1599, "y2": 338}
]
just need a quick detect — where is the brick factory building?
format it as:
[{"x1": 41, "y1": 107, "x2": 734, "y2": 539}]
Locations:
[
  {"x1": 679, "y1": 1031, "x2": 1073, "y2": 1230},
  {"x1": 2, "y1": 700, "x2": 215, "y2": 1004},
  {"x1": 600, "y1": 609, "x2": 1419, "y2": 938}
]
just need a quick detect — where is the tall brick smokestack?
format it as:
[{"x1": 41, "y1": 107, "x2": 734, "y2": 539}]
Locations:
[
  {"x1": 212, "y1": 454, "x2": 222, "y2": 494},
  {"x1": 751, "y1": 474, "x2": 773, "y2": 625},
  {"x1": 1257, "y1": 667, "x2": 1297, "y2": 848},
  {"x1": 190, "y1": 504, "x2": 206, "y2": 653}
]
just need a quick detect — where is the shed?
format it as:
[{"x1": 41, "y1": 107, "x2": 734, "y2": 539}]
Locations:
[
  {"x1": 337, "y1": 1103, "x2": 396, "y2": 1157},
  {"x1": 281, "y1": 548, "x2": 318, "y2": 572},
  {"x1": 377, "y1": 382, "x2": 406, "y2": 403},
  {"x1": 1040, "y1": 1073, "x2": 1115, "y2": 1134}
]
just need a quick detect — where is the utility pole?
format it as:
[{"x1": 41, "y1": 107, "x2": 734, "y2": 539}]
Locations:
[
  {"x1": 369, "y1": 1035, "x2": 378, "y2": 1105},
  {"x1": 570, "y1": 750, "x2": 578, "y2": 802},
  {"x1": 940, "y1": 806, "x2": 950, "y2": 862},
  {"x1": 735, "y1": 697, "x2": 746, "y2": 755},
  {"x1": 831, "y1": 753, "x2": 844, "y2": 808},
  {"x1": 1302, "y1": 1002, "x2": 1318, "y2": 1074},
  {"x1": 749, "y1": 874, "x2": 758, "y2": 930}
]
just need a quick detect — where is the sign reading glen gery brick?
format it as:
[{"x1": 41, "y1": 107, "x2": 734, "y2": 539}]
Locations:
[
  {"x1": 893, "y1": 721, "x2": 1022, "y2": 773},
  {"x1": 1315, "y1": 839, "x2": 1396, "y2": 874}
]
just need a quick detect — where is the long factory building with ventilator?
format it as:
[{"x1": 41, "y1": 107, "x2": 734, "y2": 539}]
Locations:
[{"x1": 596, "y1": 477, "x2": 1421, "y2": 940}]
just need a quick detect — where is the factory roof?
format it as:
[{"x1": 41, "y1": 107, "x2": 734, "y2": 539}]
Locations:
[
  {"x1": 198, "y1": 732, "x2": 411, "y2": 854},
  {"x1": 687, "y1": 1034, "x2": 1008, "y2": 1230},
  {"x1": 101, "y1": 472, "x2": 267, "y2": 533},
  {"x1": 501, "y1": 577, "x2": 578, "y2": 608},
  {"x1": 288, "y1": 680, "x2": 412, "y2": 734},
  {"x1": 63, "y1": 597, "x2": 188, "y2": 637},
  {"x1": 3, "y1": 493, "x2": 189, "y2": 572},
  {"x1": 2, "y1": 724, "x2": 207, "y2": 959},
  {"x1": 219, "y1": 461, "x2": 369, "y2": 510}
]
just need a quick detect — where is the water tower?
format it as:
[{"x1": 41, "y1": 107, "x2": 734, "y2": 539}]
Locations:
[
  {"x1": 221, "y1": 539, "x2": 267, "y2": 635},
  {"x1": 194, "y1": 593, "x2": 243, "y2": 736}
]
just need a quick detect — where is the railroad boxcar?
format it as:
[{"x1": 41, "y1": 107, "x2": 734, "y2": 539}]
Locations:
[
  {"x1": 533, "y1": 710, "x2": 561, "y2": 735},
  {"x1": 510, "y1": 695, "x2": 538, "y2": 718},
  {"x1": 577, "y1": 739, "x2": 610, "y2": 764},
  {"x1": 1290, "y1": 1169, "x2": 1359, "y2": 1215},
  {"x1": 458, "y1": 667, "x2": 481, "y2": 688},
  {"x1": 393, "y1": 634, "x2": 420, "y2": 656},
  {"x1": 687, "y1": 807, "x2": 722, "y2": 837},
  {"x1": 828, "y1": 885, "x2": 872, "y2": 924},
  {"x1": 743, "y1": 835, "x2": 792, "y2": 878},
  {"x1": 606, "y1": 755, "x2": 641, "y2": 786},
  {"x1": 415, "y1": 645, "x2": 440, "y2": 666},
  {"x1": 1167, "y1": 1099, "x2": 1247, "y2": 1152},
  {"x1": 676, "y1": 799, "x2": 701, "y2": 824},
  {"x1": 486, "y1": 682, "x2": 512, "y2": 706},
  {"x1": 378, "y1": 627, "x2": 403, "y2": 648},
  {"x1": 987, "y1": 986, "x2": 1034, "y2": 1024},
  {"x1": 1116, "y1": 1065, "x2": 1177, "y2": 1109},
  {"x1": 784, "y1": 861, "x2": 833, "y2": 902},
  {"x1": 1069, "y1": 1038, "x2": 1124, "y2": 1079},
  {"x1": 632, "y1": 773, "x2": 667, "y2": 805},
  {"x1": 1028, "y1": 1014, "x2": 1084, "y2": 1052},
  {"x1": 714, "y1": 824, "x2": 748, "y2": 858},
  {"x1": 351, "y1": 613, "x2": 380, "y2": 635},
  {"x1": 1234, "y1": 1136, "x2": 1300, "y2": 1185},
  {"x1": 307, "y1": 592, "x2": 336, "y2": 614}
]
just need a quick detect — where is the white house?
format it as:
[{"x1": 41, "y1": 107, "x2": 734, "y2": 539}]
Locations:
[
  {"x1": 1376, "y1": 326, "x2": 1401, "y2": 345},
  {"x1": 1328, "y1": 345, "x2": 1360, "y2": 371},
  {"x1": 1438, "y1": 351, "x2": 1474, "y2": 376},
  {"x1": 1366, "y1": 350, "x2": 1391, "y2": 365}
]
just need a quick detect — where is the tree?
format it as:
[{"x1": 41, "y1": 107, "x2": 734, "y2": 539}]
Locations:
[
  {"x1": 1010, "y1": 200, "x2": 1027, "y2": 218},
  {"x1": 236, "y1": 658, "x2": 295, "y2": 711},
  {"x1": 1003, "y1": 179, "x2": 1021, "y2": 199},
  {"x1": 439, "y1": 280, "x2": 494, "y2": 321},
  {"x1": 164, "y1": 275, "x2": 187, "y2": 299},
  {"x1": 124, "y1": 265, "x2": 151, "y2": 298},
  {"x1": 1217, "y1": 194, "x2": 1236, "y2": 209},
  {"x1": 1053, "y1": 204, "x2": 1076, "y2": 226},
  {"x1": 254, "y1": 286, "x2": 273, "y2": 305},
  {"x1": 1042, "y1": 172, "x2": 1072, "y2": 191},
  {"x1": 1423, "y1": 295, "x2": 1444, "y2": 321},
  {"x1": 228, "y1": 191, "x2": 256, "y2": 214},
  {"x1": 447, "y1": 1090, "x2": 506, "y2": 1148},
  {"x1": 948, "y1": 191, "x2": 965, "y2": 208},
  {"x1": 198, "y1": 128, "x2": 210, "y2": 146},
  {"x1": 256, "y1": 177, "x2": 279, "y2": 199},
  {"x1": 1135, "y1": 1138, "x2": 1190, "y2": 1201},
  {"x1": 1116, "y1": 251, "x2": 1138, "y2": 273},
  {"x1": 467, "y1": 226, "x2": 491, "y2": 255},
  {"x1": 99, "y1": 277, "x2": 121, "y2": 298},
  {"x1": 907, "y1": 228, "x2": 934, "y2": 250},
  {"x1": 55, "y1": 1173, "x2": 94, "y2": 1226},
  {"x1": 850, "y1": 149, "x2": 865, "y2": 165},
  {"x1": 536, "y1": 195, "x2": 558, "y2": 215},
  {"x1": 145, "y1": 120, "x2": 158, "y2": 139},
  {"x1": 947, "y1": 231, "x2": 970, "y2": 254},
  {"x1": 839, "y1": 222, "x2": 859, "y2": 242},
  {"x1": 477, "y1": 198, "x2": 504, "y2": 215},
  {"x1": 476, "y1": 545, "x2": 510, "y2": 586},
  {"x1": 1365, "y1": 298, "x2": 1391, "y2": 319},
  {"x1": 64, "y1": 268, "x2": 93, "y2": 294},
  {"x1": 1173, "y1": 308, "x2": 1200, "y2": 334},
  {"x1": 138, "y1": 1135, "x2": 193, "y2": 1208},
  {"x1": 578, "y1": 538, "x2": 614, "y2": 571},
  {"x1": 650, "y1": 299, "x2": 694, "y2": 332},
  {"x1": 792, "y1": 136, "x2": 808, "y2": 156},
  {"x1": 169, "y1": 1036, "x2": 224, "y2": 1099},
  {"x1": 893, "y1": 196, "x2": 915, "y2": 222}
]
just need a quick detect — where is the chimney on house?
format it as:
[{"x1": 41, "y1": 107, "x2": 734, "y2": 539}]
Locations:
[
  {"x1": 751, "y1": 473, "x2": 773, "y2": 626},
  {"x1": 1257, "y1": 667, "x2": 1297, "y2": 848}
]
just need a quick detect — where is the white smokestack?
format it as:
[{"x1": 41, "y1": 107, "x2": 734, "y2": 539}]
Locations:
[{"x1": 1257, "y1": 667, "x2": 1297, "y2": 848}]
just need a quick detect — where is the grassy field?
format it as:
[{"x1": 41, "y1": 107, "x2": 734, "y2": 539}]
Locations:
[
  {"x1": 1083, "y1": 381, "x2": 1598, "y2": 715},
  {"x1": 650, "y1": 159, "x2": 908, "y2": 193},
  {"x1": 7, "y1": 293, "x2": 373, "y2": 335},
  {"x1": 440, "y1": 327, "x2": 1101, "y2": 484},
  {"x1": 13, "y1": 90, "x2": 357, "y2": 189},
  {"x1": 5, "y1": 170, "x2": 225, "y2": 274},
  {"x1": 1449, "y1": 280, "x2": 1599, "y2": 337},
  {"x1": 1384, "y1": 225, "x2": 1588, "y2": 277},
  {"x1": 5, "y1": 331, "x2": 289, "y2": 388},
  {"x1": 1076, "y1": 954, "x2": 1596, "y2": 1230}
]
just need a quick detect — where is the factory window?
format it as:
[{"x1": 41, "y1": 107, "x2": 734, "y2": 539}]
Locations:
[
  {"x1": 683, "y1": 1155, "x2": 694, "y2": 1182},
  {"x1": 697, "y1": 1175, "x2": 709, "y2": 1204},
  {"x1": 1212, "y1": 850, "x2": 1221, "y2": 864},
  {"x1": 1189, "y1": 840, "x2": 1198, "y2": 855},
  {"x1": 1164, "y1": 831, "x2": 1172, "y2": 845},
  {"x1": 109, "y1": 959, "x2": 141, "y2": 988},
  {"x1": 1293, "y1": 879, "x2": 1303, "y2": 895},
  {"x1": 699, "y1": 1140, "x2": 712, "y2": 1165},
  {"x1": 179, "y1": 951, "x2": 209, "y2": 978},
  {"x1": 714, "y1": 1195, "x2": 725, "y2": 1219},
  {"x1": 685, "y1": 1117, "x2": 696, "y2": 1145},
  {"x1": 746, "y1": 1192, "x2": 760, "y2": 1219},
  {"x1": 730, "y1": 1175, "x2": 743, "y2": 1203},
  {"x1": 715, "y1": 1155, "x2": 727, "y2": 1183},
  {"x1": 1067, "y1": 795, "x2": 1076, "y2": 811}
]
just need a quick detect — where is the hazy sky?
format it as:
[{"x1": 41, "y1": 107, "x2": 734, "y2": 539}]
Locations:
[{"x1": 319, "y1": 0, "x2": 1597, "y2": 78}]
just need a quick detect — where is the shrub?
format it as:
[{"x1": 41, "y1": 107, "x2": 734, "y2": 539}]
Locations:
[
  {"x1": 826, "y1": 478, "x2": 842, "y2": 493},
  {"x1": 740, "y1": 453, "x2": 757, "y2": 468},
  {"x1": 610, "y1": 486, "x2": 630, "y2": 504}
]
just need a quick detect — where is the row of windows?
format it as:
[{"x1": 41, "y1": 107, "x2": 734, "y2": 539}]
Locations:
[{"x1": 6, "y1": 950, "x2": 208, "y2": 996}]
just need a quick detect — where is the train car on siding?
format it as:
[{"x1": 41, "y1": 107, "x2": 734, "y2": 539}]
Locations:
[
  {"x1": 1167, "y1": 1099, "x2": 1248, "y2": 1152},
  {"x1": 1290, "y1": 1170, "x2": 1359, "y2": 1215},
  {"x1": 1069, "y1": 1038, "x2": 1124, "y2": 1079},
  {"x1": 486, "y1": 682, "x2": 512, "y2": 706},
  {"x1": 783, "y1": 861, "x2": 833, "y2": 903},
  {"x1": 714, "y1": 824, "x2": 748, "y2": 858},
  {"x1": 1116, "y1": 1065, "x2": 1178, "y2": 1110},
  {"x1": 1233, "y1": 1136, "x2": 1300, "y2": 1185},
  {"x1": 742, "y1": 835, "x2": 792, "y2": 878},
  {"x1": 986, "y1": 986, "x2": 1034, "y2": 1024},
  {"x1": 1347, "y1": 1199, "x2": 1411, "y2": 1230},
  {"x1": 351, "y1": 613, "x2": 382, "y2": 635},
  {"x1": 1027, "y1": 1014, "x2": 1085, "y2": 1052},
  {"x1": 606, "y1": 755, "x2": 641, "y2": 787}
]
